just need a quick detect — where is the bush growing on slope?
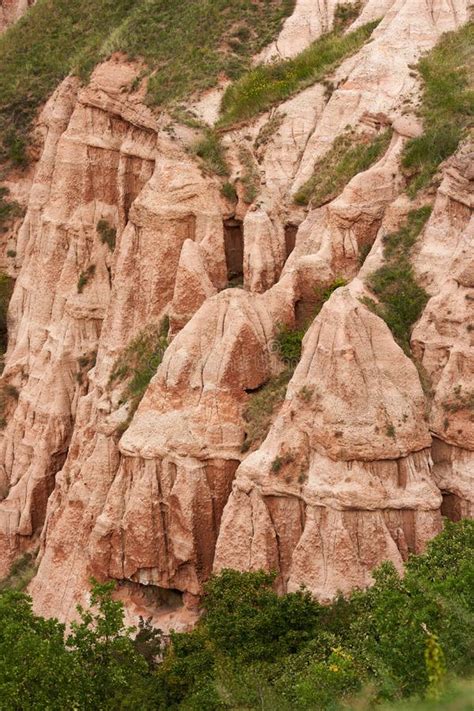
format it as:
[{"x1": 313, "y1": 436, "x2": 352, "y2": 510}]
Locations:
[
  {"x1": 0, "y1": 521, "x2": 472, "y2": 708},
  {"x1": 363, "y1": 206, "x2": 431, "y2": 353}
]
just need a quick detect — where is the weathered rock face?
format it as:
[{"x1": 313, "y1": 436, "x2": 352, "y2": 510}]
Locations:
[
  {"x1": 215, "y1": 289, "x2": 442, "y2": 599},
  {"x1": 412, "y1": 162, "x2": 474, "y2": 519},
  {"x1": 0, "y1": 0, "x2": 472, "y2": 624}
]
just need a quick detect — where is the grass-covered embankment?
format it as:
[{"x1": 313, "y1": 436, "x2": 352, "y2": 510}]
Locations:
[
  {"x1": 294, "y1": 129, "x2": 392, "y2": 206},
  {"x1": 219, "y1": 19, "x2": 378, "y2": 126},
  {"x1": 363, "y1": 206, "x2": 431, "y2": 353},
  {"x1": 0, "y1": 0, "x2": 295, "y2": 165},
  {"x1": 402, "y1": 22, "x2": 473, "y2": 195}
]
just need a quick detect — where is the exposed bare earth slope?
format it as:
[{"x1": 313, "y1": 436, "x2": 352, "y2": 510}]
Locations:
[{"x1": 0, "y1": 0, "x2": 472, "y2": 625}]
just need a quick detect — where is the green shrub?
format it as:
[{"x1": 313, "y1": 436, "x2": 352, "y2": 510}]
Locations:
[
  {"x1": 97, "y1": 220, "x2": 116, "y2": 251},
  {"x1": 0, "y1": 522, "x2": 472, "y2": 709},
  {"x1": 402, "y1": 22, "x2": 474, "y2": 195},
  {"x1": 191, "y1": 129, "x2": 229, "y2": 176},
  {"x1": 363, "y1": 207, "x2": 431, "y2": 352},
  {"x1": 220, "y1": 181, "x2": 237, "y2": 202},
  {"x1": 109, "y1": 317, "x2": 169, "y2": 421},
  {"x1": 276, "y1": 325, "x2": 306, "y2": 365},
  {"x1": 77, "y1": 264, "x2": 96, "y2": 294},
  {"x1": 294, "y1": 129, "x2": 392, "y2": 206},
  {"x1": 219, "y1": 20, "x2": 378, "y2": 126}
]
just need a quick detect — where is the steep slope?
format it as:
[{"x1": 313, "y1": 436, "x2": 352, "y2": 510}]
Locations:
[{"x1": 0, "y1": 0, "x2": 472, "y2": 624}]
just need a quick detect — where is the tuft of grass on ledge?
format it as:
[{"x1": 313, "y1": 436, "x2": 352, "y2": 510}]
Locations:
[
  {"x1": 191, "y1": 129, "x2": 229, "y2": 177},
  {"x1": 362, "y1": 206, "x2": 432, "y2": 353},
  {"x1": 109, "y1": 317, "x2": 169, "y2": 427},
  {"x1": 402, "y1": 22, "x2": 474, "y2": 196},
  {"x1": 218, "y1": 20, "x2": 379, "y2": 127},
  {"x1": 294, "y1": 128, "x2": 392, "y2": 207}
]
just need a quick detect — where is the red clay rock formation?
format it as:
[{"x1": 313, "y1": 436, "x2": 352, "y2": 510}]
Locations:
[{"x1": 0, "y1": 0, "x2": 472, "y2": 624}]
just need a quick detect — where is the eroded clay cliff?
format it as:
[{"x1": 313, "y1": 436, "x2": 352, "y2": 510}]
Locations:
[{"x1": 0, "y1": 0, "x2": 472, "y2": 626}]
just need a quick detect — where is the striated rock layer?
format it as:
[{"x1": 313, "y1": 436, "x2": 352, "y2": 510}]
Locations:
[{"x1": 0, "y1": 0, "x2": 472, "y2": 623}]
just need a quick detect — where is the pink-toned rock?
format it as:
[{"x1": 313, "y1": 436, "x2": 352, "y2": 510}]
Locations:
[
  {"x1": 1, "y1": 0, "x2": 472, "y2": 626},
  {"x1": 215, "y1": 289, "x2": 441, "y2": 598},
  {"x1": 0, "y1": 0, "x2": 34, "y2": 32}
]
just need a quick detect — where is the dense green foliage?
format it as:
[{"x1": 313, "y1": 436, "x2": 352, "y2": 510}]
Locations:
[
  {"x1": 219, "y1": 20, "x2": 378, "y2": 126},
  {"x1": 294, "y1": 129, "x2": 392, "y2": 206},
  {"x1": 402, "y1": 22, "x2": 473, "y2": 195},
  {"x1": 0, "y1": 0, "x2": 294, "y2": 164},
  {"x1": 0, "y1": 521, "x2": 472, "y2": 709},
  {"x1": 363, "y1": 207, "x2": 431, "y2": 352}
]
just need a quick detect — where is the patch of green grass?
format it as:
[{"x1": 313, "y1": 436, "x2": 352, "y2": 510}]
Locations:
[
  {"x1": 363, "y1": 206, "x2": 432, "y2": 352},
  {"x1": 402, "y1": 22, "x2": 474, "y2": 196},
  {"x1": 277, "y1": 277, "x2": 347, "y2": 364},
  {"x1": 220, "y1": 181, "x2": 237, "y2": 202},
  {"x1": 109, "y1": 317, "x2": 169, "y2": 422},
  {"x1": 275, "y1": 326, "x2": 306, "y2": 366},
  {"x1": 97, "y1": 219, "x2": 116, "y2": 251},
  {"x1": 77, "y1": 264, "x2": 96, "y2": 294},
  {"x1": 0, "y1": 0, "x2": 137, "y2": 165},
  {"x1": 238, "y1": 146, "x2": 260, "y2": 203},
  {"x1": 218, "y1": 20, "x2": 378, "y2": 126},
  {"x1": 192, "y1": 129, "x2": 229, "y2": 177},
  {"x1": 111, "y1": 0, "x2": 295, "y2": 108},
  {"x1": 241, "y1": 371, "x2": 291, "y2": 453},
  {"x1": 294, "y1": 129, "x2": 392, "y2": 206},
  {"x1": 0, "y1": 551, "x2": 37, "y2": 591}
]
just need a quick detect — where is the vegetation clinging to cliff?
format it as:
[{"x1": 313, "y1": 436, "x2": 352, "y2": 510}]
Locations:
[
  {"x1": 363, "y1": 206, "x2": 431, "y2": 353},
  {"x1": 219, "y1": 19, "x2": 378, "y2": 126},
  {"x1": 294, "y1": 129, "x2": 392, "y2": 207},
  {"x1": 402, "y1": 22, "x2": 474, "y2": 195}
]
